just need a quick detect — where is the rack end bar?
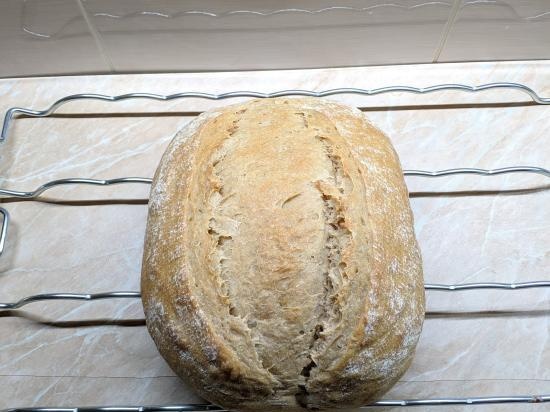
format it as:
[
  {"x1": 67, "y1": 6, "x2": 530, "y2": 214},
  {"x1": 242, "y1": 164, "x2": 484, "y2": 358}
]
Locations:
[
  {"x1": 0, "y1": 207, "x2": 9, "y2": 257},
  {"x1": 0, "y1": 108, "x2": 16, "y2": 143}
]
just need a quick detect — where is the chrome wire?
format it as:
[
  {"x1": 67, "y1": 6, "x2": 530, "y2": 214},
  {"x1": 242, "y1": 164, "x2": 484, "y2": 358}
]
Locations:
[
  {"x1": 1, "y1": 166, "x2": 548, "y2": 199},
  {"x1": 1, "y1": 281, "x2": 549, "y2": 310},
  {"x1": 0, "y1": 166, "x2": 546, "y2": 258},
  {"x1": 2, "y1": 82, "x2": 550, "y2": 142},
  {"x1": 369, "y1": 394, "x2": 550, "y2": 406},
  {"x1": 424, "y1": 281, "x2": 550, "y2": 291},
  {"x1": 0, "y1": 292, "x2": 141, "y2": 310},
  {"x1": 2, "y1": 393, "x2": 549, "y2": 411},
  {"x1": 0, "y1": 207, "x2": 8, "y2": 257},
  {"x1": 0, "y1": 177, "x2": 152, "y2": 198},
  {"x1": 1, "y1": 406, "x2": 223, "y2": 412},
  {"x1": 404, "y1": 166, "x2": 550, "y2": 178}
]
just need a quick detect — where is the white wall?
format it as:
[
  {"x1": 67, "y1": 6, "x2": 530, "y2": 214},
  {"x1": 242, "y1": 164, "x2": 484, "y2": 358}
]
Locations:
[{"x1": 1, "y1": 0, "x2": 549, "y2": 77}]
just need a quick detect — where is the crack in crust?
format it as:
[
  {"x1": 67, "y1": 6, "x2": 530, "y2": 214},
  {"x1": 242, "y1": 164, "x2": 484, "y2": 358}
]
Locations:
[
  {"x1": 206, "y1": 111, "x2": 281, "y2": 379},
  {"x1": 297, "y1": 134, "x2": 353, "y2": 408},
  {"x1": 208, "y1": 124, "x2": 239, "y2": 317}
]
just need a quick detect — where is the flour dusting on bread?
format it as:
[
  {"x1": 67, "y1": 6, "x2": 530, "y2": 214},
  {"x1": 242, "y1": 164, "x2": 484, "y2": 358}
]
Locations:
[{"x1": 141, "y1": 98, "x2": 424, "y2": 411}]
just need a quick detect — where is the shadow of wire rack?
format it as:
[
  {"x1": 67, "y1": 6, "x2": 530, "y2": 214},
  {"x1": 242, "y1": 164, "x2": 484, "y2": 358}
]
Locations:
[{"x1": 0, "y1": 82, "x2": 549, "y2": 410}]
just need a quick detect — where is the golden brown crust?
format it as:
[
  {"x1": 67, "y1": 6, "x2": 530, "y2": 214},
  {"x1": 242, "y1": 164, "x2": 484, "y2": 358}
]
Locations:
[{"x1": 141, "y1": 98, "x2": 425, "y2": 411}]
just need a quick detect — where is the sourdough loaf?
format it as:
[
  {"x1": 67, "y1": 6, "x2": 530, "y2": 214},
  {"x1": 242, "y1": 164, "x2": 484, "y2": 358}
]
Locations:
[{"x1": 141, "y1": 98, "x2": 424, "y2": 411}]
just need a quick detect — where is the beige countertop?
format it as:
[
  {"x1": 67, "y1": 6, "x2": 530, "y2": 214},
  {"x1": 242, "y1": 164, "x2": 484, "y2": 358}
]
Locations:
[{"x1": 0, "y1": 61, "x2": 548, "y2": 411}]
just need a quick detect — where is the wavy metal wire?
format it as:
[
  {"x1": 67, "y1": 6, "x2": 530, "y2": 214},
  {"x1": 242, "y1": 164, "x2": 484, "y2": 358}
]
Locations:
[
  {"x1": 2, "y1": 280, "x2": 550, "y2": 310},
  {"x1": 0, "y1": 291, "x2": 141, "y2": 310},
  {"x1": 0, "y1": 282, "x2": 549, "y2": 409},
  {"x1": 2, "y1": 406, "x2": 222, "y2": 412},
  {"x1": 1, "y1": 166, "x2": 548, "y2": 199},
  {"x1": 404, "y1": 166, "x2": 550, "y2": 178},
  {"x1": 0, "y1": 166, "x2": 548, "y2": 259},
  {"x1": 3, "y1": 393, "x2": 550, "y2": 411},
  {"x1": 0, "y1": 177, "x2": 152, "y2": 198},
  {"x1": 2, "y1": 82, "x2": 550, "y2": 142}
]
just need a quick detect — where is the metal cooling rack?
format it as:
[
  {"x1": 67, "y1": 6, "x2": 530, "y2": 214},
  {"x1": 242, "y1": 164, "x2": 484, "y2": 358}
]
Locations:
[
  {"x1": 2, "y1": 82, "x2": 550, "y2": 143},
  {"x1": 0, "y1": 82, "x2": 549, "y2": 410}
]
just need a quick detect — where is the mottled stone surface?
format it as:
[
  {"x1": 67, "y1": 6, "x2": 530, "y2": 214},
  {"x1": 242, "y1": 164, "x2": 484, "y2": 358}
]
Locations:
[{"x1": 0, "y1": 61, "x2": 548, "y2": 410}]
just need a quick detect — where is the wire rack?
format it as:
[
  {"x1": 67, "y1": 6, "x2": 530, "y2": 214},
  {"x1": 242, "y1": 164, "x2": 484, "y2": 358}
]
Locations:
[{"x1": 0, "y1": 82, "x2": 549, "y2": 410}]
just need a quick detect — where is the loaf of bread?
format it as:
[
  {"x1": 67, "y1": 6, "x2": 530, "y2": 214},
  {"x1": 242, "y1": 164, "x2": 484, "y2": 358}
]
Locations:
[{"x1": 141, "y1": 98, "x2": 424, "y2": 411}]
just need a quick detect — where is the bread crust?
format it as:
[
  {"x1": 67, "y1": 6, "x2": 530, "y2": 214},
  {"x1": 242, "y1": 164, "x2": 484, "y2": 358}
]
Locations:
[{"x1": 141, "y1": 98, "x2": 425, "y2": 411}]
